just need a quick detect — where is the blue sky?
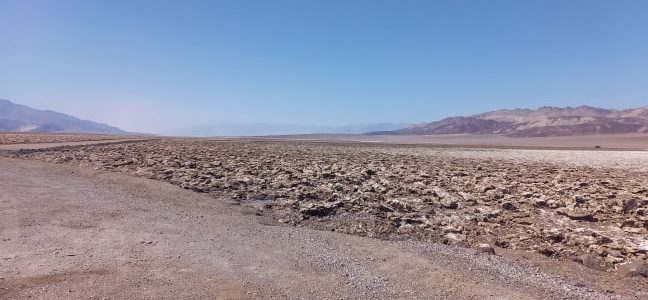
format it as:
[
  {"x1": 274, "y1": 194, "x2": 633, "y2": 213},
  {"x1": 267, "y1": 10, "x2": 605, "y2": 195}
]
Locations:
[{"x1": 1, "y1": 0, "x2": 647, "y2": 134}]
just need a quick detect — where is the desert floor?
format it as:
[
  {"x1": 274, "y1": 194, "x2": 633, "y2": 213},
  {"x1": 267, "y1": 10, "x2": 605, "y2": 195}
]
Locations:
[{"x1": 1, "y1": 134, "x2": 647, "y2": 299}]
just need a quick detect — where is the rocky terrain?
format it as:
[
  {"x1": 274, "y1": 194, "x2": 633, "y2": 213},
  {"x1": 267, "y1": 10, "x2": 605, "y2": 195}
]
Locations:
[
  {"x1": 0, "y1": 132, "x2": 121, "y2": 145},
  {"x1": 7, "y1": 154, "x2": 639, "y2": 299},
  {"x1": 13, "y1": 139, "x2": 648, "y2": 278},
  {"x1": 381, "y1": 106, "x2": 648, "y2": 137}
]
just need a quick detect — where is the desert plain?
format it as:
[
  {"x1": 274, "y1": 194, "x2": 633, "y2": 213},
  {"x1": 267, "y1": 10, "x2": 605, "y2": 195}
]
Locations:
[{"x1": 1, "y1": 133, "x2": 648, "y2": 299}]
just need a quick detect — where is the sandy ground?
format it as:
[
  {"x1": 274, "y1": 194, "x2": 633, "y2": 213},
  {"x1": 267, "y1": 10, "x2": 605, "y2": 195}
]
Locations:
[{"x1": 2, "y1": 156, "x2": 642, "y2": 299}]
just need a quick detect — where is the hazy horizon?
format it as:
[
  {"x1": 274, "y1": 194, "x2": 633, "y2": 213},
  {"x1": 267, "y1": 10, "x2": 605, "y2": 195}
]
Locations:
[{"x1": 2, "y1": 0, "x2": 648, "y2": 135}]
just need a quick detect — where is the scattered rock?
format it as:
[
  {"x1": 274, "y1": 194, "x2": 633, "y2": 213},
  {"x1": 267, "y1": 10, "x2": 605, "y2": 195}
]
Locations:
[
  {"x1": 622, "y1": 199, "x2": 638, "y2": 213},
  {"x1": 546, "y1": 229, "x2": 565, "y2": 243},
  {"x1": 616, "y1": 260, "x2": 648, "y2": 277},
  {"x1": 475, "y1": 243, "x2": 496, "y2": 255},
  {"x1": 501, "y1": 201, "x2": 517, "y2": 211},
  {"x1": 299, "y1": 202, "x2": 340, "y2": 217},
  {"x1": 538, "y1": 246, "x2": 558, "y2": 257},
  {"x1": 562, "y1": 209, "x2": 597, "y2": 222},
  {"x1": 444, "y1": 233, "x2": 465, "y2": 244},
  {"x1": 573, "y1": 254, "x2": 606, "y2": 271},
  {"x1": 440, "y1": 198, "x2": 459, "y2": 209}
]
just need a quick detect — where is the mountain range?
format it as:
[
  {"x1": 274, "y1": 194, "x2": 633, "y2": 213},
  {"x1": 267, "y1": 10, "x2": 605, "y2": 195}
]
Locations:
[
  {"x1": 0, "y1": 99, "x2": 128, "y2": 134},
  {"x1": 3, "y1": 99, "x2": 648, "y2": 137},
  {"x1": 376, "y1": 105, "x2": 648, "y2": 137}
]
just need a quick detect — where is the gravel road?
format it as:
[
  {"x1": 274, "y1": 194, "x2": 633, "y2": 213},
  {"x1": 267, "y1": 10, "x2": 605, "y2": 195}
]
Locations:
[{"x1": 0, "y1": 156, "x2": 630, "y2": 299}]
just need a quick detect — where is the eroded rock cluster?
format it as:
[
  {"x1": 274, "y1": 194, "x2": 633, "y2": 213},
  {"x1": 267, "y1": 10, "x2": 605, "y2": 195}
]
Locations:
[{"x1": 16, "y1": 140, "x2": 648, "y2": 273}]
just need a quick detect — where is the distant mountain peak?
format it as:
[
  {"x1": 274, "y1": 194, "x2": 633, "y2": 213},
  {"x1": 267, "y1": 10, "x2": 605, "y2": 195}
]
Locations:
[
  {"x1": 0, "y1": 99, "x2": 129, "y2": 134},
  {"x1": 377, "y1": 105, "x2": 648, "y2": 137}
]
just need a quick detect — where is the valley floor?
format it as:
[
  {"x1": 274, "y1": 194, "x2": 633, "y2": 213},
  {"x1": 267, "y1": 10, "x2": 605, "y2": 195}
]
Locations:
[
  {"x1": 1, "y1": 135, "x2": 647, "y2": 299},
  {"x1": 0, "y1": 155, "x2": 640, "y2": 300}
]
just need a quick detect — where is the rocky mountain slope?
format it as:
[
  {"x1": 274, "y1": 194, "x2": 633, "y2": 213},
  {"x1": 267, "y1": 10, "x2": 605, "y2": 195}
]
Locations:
[
  {"x1": 0, "y1": 99, "x2": 128, "y2": 134},
  {"x1": 380, "y1": 106, "x2": 648, "y2": 137}
]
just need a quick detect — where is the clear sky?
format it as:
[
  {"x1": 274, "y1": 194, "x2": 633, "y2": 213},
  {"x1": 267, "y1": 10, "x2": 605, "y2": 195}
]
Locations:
[{"x1": 1, "y1": 0, "x2": 647, "y2": 134}]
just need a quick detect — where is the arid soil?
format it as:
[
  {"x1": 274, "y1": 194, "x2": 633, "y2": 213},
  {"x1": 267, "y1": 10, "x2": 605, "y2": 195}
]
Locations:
[
  {"x1": 3, "y1": 156, "x2": 635, "y2": 299},
  {"x1": 13, "y1": 139, "x2": 648, "y2": 279},
  {"x1": 0, "y1": 133, "x2": 120, "y2": 145}
]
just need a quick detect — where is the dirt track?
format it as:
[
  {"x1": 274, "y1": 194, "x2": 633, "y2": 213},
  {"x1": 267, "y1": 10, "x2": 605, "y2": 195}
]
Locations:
[{"x1": 1, "y1": 156, "x2": 638, "y2": 299}]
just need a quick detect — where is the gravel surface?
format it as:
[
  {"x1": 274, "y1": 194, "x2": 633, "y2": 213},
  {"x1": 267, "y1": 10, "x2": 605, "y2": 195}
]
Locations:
[{"x1": 1, "y1": 156, "x2": 634, "y2": 299}]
